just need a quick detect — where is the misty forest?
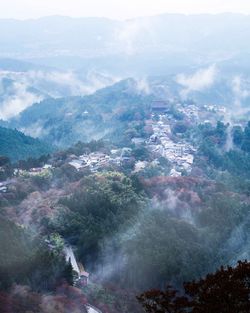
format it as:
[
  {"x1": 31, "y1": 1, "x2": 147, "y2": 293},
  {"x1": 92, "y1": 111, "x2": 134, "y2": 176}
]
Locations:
[{"x1": 0, "y1": 5, "x2": 250, "y2": 313}]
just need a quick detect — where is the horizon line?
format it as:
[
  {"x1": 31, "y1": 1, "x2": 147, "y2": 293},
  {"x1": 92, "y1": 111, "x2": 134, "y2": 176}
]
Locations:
[{"x1": 0, "y1": 11, "x2": 249, "y2": 22}]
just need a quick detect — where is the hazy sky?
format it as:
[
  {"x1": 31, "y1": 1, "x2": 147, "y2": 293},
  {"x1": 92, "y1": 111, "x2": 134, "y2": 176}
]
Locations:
[{"x1": 0, "y1": 0, "x2": 250, "y2": 20}]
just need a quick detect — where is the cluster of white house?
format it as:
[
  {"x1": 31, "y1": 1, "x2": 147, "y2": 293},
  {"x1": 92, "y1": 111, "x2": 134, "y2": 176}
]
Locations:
[
  {"x1": 203, "y1": 104, "x2": 227, "y2": 114},
  {"x1": 13, "y1": 164, "x2": 53, "y2": 177},
  {"x1": 147, "y1": 115, "x2": 197, "y2": 176},
  {"x1": 69, "y1": 153, "x2": 111, "y2": 172},
  {"x1": 68, "y1": 149, "x2": 133, "y2": 172},
  {"x1": 178, "y1": 104, "x2": 199, "y2": 121}
]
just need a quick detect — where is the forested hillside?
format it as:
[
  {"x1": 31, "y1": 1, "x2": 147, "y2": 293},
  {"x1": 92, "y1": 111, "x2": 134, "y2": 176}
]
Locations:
[
  {"x1": 0, "y1": 126, "x2": 52, "y2": 161},
  {"x1": 9, "y1": 79, "x2": 153, "y2": 147}
]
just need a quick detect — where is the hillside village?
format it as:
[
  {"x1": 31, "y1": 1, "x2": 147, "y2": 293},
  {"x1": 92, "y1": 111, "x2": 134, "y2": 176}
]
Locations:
[
  {"x1": 143, "y1": 100, "x2": 229, "y2": 176},
  {"x1": 65, "y1": 101, "x2": 202, "y2": 176},
  {"x1": 1, "y1": 96, "x2": 250, "y2": 313},
  {"x1": 0, "y1": 100, "x2": 230, "y2": 185}
]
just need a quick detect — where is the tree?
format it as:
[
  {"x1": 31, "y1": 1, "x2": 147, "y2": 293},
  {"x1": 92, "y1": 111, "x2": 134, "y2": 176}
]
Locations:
[
  {"x1": 241, "y1": 122, "x2": 250, "y2": 152},
  {"x1": 233, "y1": 126, "x2": 243, "y2": 146},
  {"x1": 173, "y1": 122, "x2": 189, "y2": 134},
  {"x1": 138, "y1": 260, "x2": 250, "y2": 313},
  {"x1": 63, "y1": 261, "x2": 74, "y2": 286},
  {"x1": 137, "y1": 286, "x2": 190, "y2": 313},
  {"x1": 0, "y1": 156, "x2": 10, "y2": 167}
]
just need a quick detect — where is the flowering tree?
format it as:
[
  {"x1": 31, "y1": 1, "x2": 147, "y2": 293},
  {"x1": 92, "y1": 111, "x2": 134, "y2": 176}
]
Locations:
[{"x1": 138, "y1": 261, "x2": 250, "y2": 313}]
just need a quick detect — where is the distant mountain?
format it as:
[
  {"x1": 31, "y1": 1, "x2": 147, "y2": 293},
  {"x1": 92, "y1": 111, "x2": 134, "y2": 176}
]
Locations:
[
  {"x1": 0, "y1": 126, "x2": 53, "y2": 161},
  {"x1": 0, "y1": 58, "x2": 52, "y2": 72},
  {"x1": 0, "y1": 14, "x2": 250, "y2": 75},
  {"x1": 9, "y1": 79, "x2": 153, "y2": 147},
  {"x1": 0, "y1": 14, "x2": 249, "y2": 121}
]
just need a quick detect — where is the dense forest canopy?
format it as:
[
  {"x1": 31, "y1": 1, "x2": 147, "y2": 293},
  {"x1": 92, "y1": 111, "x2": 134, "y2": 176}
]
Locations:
[{"x1": 0, "y1": 126, "x2": 52, "y2": 162}]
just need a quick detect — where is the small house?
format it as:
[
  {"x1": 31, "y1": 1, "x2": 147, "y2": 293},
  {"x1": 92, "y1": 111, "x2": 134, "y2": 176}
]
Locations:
[{"x1": 78, "y1": 263, "x2": 89, "y2": 287}]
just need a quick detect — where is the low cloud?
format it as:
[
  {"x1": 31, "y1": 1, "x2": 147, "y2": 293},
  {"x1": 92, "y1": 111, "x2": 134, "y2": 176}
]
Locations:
[
  {"x1": 176, "y1": 65, "x2": 217, "y2": 98},
  {"x1": 0, "y1": 69, "x2": 121, "y2": 120},
  {"x1": 27, "y1": 69, "x2": 120, "y2": 97},
  {"x1": 115, "y1": 19, "x2": 152, "y2": 55},
  {"x1": 0, "y1": 81, "x2": 43, "y2": 120},
  {"x1": 20, "y1": 121, "x2": 49, "y2": 138},
  {"x1": 232, "y1": 75, "x2": 250, "y2": 109},
  {"x1": 135, "y1": 77, "x2": 151, "y2": 94},
  {"x1": 224, "y1": 75, "x2": 250, "y2": 151}
]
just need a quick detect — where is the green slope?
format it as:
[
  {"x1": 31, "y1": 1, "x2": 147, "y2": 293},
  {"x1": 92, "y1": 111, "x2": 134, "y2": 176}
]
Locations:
[{"x1": 0, "y1": 126, "x2": 53, "y2": 162}]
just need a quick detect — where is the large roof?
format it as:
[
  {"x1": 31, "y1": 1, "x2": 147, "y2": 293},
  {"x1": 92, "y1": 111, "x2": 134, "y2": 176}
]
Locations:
[{"x1": 151, "y1": 100, "x2": 169, "y2": 109}]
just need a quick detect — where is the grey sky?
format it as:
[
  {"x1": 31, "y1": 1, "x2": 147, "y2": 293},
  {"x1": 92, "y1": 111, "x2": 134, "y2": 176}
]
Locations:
[{"x1": 0, "y1": 0, "x2": 250, "y2": 20}]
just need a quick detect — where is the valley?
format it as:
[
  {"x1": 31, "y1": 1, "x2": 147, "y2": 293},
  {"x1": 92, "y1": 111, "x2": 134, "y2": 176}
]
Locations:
[{"x1": 0, "y1": 10, "x2": 250, "y2": 313}]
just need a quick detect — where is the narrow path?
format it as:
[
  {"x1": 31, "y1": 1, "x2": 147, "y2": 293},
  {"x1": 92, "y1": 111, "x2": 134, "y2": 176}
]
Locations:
[{"x1": 64, "y1": 246, "x2": 102, "y2": 313}]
